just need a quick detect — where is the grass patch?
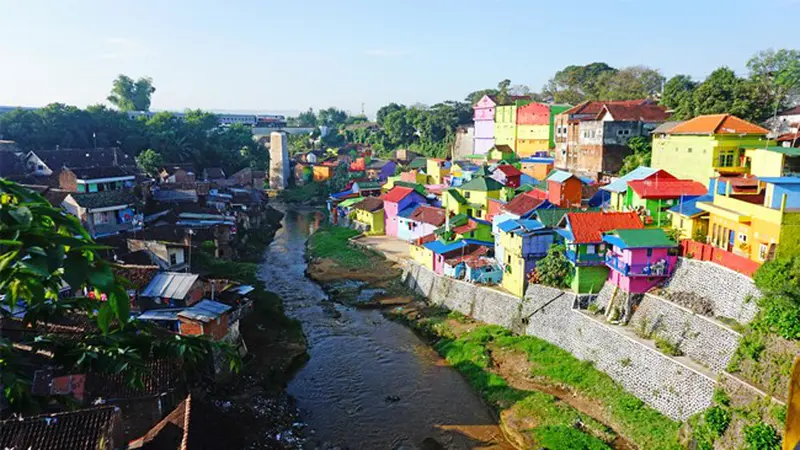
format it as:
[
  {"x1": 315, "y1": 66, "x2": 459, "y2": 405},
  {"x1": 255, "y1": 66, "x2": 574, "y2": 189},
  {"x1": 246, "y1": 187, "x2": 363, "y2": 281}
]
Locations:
[
  {"x1": 654, "y1": 337, "x2": 684, "y2": 356},
  {"x1": 307, "y1": 225, "x2": 374, "y2": 269},
  {"x1": 532, "y1": 425, "x2": 611, "y2": 450},
  {"x1": 278, "y1": 183, "x2": 328, "y2": 204}
]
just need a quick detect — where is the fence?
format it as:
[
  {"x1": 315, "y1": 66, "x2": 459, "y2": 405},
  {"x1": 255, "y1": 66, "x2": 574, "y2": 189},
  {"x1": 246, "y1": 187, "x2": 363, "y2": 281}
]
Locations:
[{"x1": 679, "y1": 240, "x2": 760, "y2": 277}]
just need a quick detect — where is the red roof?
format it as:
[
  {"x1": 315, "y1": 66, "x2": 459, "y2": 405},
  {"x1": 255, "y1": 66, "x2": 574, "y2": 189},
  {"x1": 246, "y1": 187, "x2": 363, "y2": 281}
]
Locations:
[
  {"x1": 628, "y1": 179, "x2": 708, "y2": 199},
  {"x1": 503, "y1": 193, "x2": 544, "y2": 216},
  {"x1": 452, "y1": 219, "x2": 478, "y2": 235},
  {"x1": 382, "y1": 186, "x2": 414, "y2": 203},
  {"x1": 409, "y1": 205, "x2": 446, "y2": 226},
  {"x1": 417, "y1": 233, "x2": 436, "y2": 245},
  {"x1": 562, "y1": 99, "x2": 651, "y2": 120},
  {"x1": 496, "y1": 165, "x2": 522, "y2": 177},
  {"x1": 776, "y1": 132, "x2": 800, "y2": 143},
  {"x1": 445, "y1": 247, "x2": 489, "y2": 265},
  {"x1": 567, "y1": 212, "x2": 643, "y2": 244},
  {"x1": 526, "y1": 189, "x2": 548, "y2": 200},
  {"x1": 598, "y1": 103, "x2": 669, "y2": 122}
]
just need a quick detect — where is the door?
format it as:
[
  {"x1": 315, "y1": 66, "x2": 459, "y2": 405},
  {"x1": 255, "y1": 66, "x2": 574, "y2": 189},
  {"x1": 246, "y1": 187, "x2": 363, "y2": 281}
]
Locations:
[{"x1": 728, "y1": 230, "x2": 735, "y2": 252}]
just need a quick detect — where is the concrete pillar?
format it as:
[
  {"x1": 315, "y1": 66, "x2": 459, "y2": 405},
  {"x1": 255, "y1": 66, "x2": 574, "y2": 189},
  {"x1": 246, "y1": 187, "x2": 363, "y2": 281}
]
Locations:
[{"x1": 269, "y1": 132, "x2": 289, "y2": 190}]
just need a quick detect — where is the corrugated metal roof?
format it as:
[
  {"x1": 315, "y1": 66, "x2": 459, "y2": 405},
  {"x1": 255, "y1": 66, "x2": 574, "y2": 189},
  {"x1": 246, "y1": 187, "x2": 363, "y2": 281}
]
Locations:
[
  {"x1": 547, "y1": 170, "x2": 577, "y2": 184},
  {"x1": 601, "y1": 167, "x2": 658, "y2": 193},
  {"x1": 141, "y1": 272, "x2": 199, "y2": 300},
  {"x1": 137, "y1": 308, "x2": 184, "y2": 321},
  {"x1": 177, "y1": 300, "x2": 232, "y2": 323}
]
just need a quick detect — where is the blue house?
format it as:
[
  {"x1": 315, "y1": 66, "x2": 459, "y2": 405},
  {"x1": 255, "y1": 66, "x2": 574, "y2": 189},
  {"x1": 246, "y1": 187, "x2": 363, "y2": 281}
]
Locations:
[{"x1": 464, "y1": 257, "x2": 503, "y2": 285}]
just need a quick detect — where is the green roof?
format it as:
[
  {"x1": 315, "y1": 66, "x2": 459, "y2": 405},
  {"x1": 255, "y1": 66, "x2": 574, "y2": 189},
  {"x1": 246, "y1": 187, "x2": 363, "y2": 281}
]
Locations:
[
  {"x1": 446, "y1": 188, "x2": 467, "y2": 204},
  {"x1": 459, "y1": 176, "x2": 504, "y2": 192},
  {"x1": 356, "y1": 181, "x2": 382, "y2": 189},
  {"x1": 338, "y1": 196, "x2": 365, "y2": 208},
  {"x1": 606, "y1": 228, "x2": 677, "y2": 248},
  {"x1": 408, "y1": 157, "x2": 428, "y2": 169},
  {"x1": 465, "y1": 154, "x2": 487, "y2": 160},
  {"x1": 743, "y1": 145, "x2": 800, "y2": 157}
]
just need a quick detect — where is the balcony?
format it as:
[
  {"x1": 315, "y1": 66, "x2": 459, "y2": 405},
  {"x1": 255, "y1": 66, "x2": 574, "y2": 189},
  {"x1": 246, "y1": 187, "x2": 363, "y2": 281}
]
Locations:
[
  {"x1": 565, "y1": 250, "x2": 606, "y2": 266},
  {"x1": 605, "y1": 254, "x2": 670, "y2": 277}
]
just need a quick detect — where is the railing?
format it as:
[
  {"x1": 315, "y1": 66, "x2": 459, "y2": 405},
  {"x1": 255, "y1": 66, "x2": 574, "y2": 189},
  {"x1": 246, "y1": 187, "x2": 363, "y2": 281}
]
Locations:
[
  {"x1": 565, "y1": 250, "x2": 605, "y2": 266},
  {"x1": 605, "y1": 254, "x2": 670, "y2": 277},
  {"x1": 679, "y1": 240, "x2": 760, "y2": 278}
]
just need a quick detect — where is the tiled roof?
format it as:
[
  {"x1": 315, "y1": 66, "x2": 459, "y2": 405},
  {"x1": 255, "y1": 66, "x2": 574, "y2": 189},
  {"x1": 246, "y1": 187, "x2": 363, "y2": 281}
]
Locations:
[
  {"x1": 409, "y1": 205, "x2": 446, "y2": 226},
  {"x1": 562, "y1": 99, "x2": 650, "y2": 119},
  {"x1": 566, "y1": 211, "x2": 643, "y2": 244},
  {"x1": 352, "y1": 196, "x2": 384, "y2": 212},
  {"x1": 68, "y1": 190, "x2": 138, "y2": 209},
  {"x1": 651, "y1": 121, "x2": 685, "y2": 135},
  {"x1": 29, "y1": 148, "x2": 133, "y2": 171},
  {"x1": 599, "y1": 103, "x2": 669, "y2": 122},
  {"x1": 112, "y1": 264, "x2": 160, "y2": 290},
  {"x1": 133, "y1": 394, "x2": 223, "y2": 450},
  {"x1": 444, "y1": 247, "x2": 489, "y2": 265},
  {"x1": 86, "y1": 359, "x2": 183, "y2": 399},
  {"x1": 382, "y1": 186, "x2": 415, "y2": 203},
  {"x1": 603, "y1": 228, "x2": 677, "y2": 249},
  {"x1": 68, "y1": 166, "x2": 133, "y2": 180},
  {"x1": 0, "y1": 406, "x2": 121, "y2": 450},
  {"x1": 503, "y1": 193, "x2": 544, "y2": 216},
  {"x1": 628, "y1": 179, "x2": 707, "y2": 199},
  {"x1": 666, "y1": 114, "x2": 769, "y2": 135},
  {"x1": 459, "y1": 176, "x2": 504, "y2": 192},
  {"x1": 452, "y1": 218, "x2": 479, "y2": 235},
  {"x1": 495, "y1": 164, "x2": 522, "y2": 177},
  {"x1": 779, "y1": 105, "x2": 800, "y2": 116},
  {"x1": 535, "y1": 207, "x2": 599, "y2": 228}
]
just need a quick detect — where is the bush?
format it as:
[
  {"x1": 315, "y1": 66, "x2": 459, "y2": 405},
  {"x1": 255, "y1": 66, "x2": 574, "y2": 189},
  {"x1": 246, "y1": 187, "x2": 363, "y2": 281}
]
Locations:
[
  {"x1": 704, "y1": 406, "x2": 731, "y2": 436},
  {"x1": 534, "y1": 244, "x2": 573, "y2": 289},
  {"x1": 655, "y1": 337, "x2": 683, "y2": 356},
  {"x1": 532, "y1": 425, "x2": 611, "y2": 450},
  {"x1": 743, "y1": 423, "x2": 781, "y2": 450}
]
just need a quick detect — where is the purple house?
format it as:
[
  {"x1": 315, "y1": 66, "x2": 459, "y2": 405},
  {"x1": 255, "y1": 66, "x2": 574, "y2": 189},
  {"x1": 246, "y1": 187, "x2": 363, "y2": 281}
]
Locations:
[
  {"x1": 602, "y1": 229, "x2": 679, "y2": 293},
  {"x1": 366, "y1": 159, "x2": 397, "y2": 181},
  {"x1": 383, "y1": 186, "x2": 426, "y2": 237},
  {"x1": 473, "y1": 95, "x2": 496, "y2": 155}
]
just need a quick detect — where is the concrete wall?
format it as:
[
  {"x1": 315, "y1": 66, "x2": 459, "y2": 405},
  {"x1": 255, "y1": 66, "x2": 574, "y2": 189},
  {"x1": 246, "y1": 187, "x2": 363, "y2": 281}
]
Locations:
[
  {"x1": 404, "y1": 263, "x2": 716, "y2": 420},
  {"x1": 269, "y1": 132, "x2": 290, "y2": 190},
  {"x1": 452, "y1": 126, "x2": 475, "y2": 160},
  {"x1": 663, "y1": 258, "x2": 760, "y2": 324},
  {"x1": 629, "y1": 294, "x2": 741, "y2": 373}
]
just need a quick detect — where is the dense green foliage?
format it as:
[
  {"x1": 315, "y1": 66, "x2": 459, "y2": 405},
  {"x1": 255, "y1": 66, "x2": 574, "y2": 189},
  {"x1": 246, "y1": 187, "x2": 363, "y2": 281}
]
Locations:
[
  {"x1": 532, "y1": 426, "x2": 611, "y2": 450},
  {"x1": 704, "y1": 406, "x2": 732, "y2": 436},
  {"x1": 743, "y1": 422, "x2": 781, "y2": 450},
  {"x1": 542, "y1": 63, "x2": 664, "y2": 104},
  {"x1": 618, "y1": 136, "x2": 652, "y2": 176},
  {"x1": 135, "y1": 148, "x2": 164, "y2": 177},
  {"x1": 752, "y1": 256, "x2": 800, "y2": 339},
  {"x1": 0, "y1": 180, "x2": 238, "y2": 412},
  {"x1": 107, "y1": 74, "x2": 156, "y2": 112},
  {"x1": 0, "y1": 103, "x2": 265, "y2": 174},
  {"x1": 533, "y1": 244, "x2": 573, "y2": 288}
]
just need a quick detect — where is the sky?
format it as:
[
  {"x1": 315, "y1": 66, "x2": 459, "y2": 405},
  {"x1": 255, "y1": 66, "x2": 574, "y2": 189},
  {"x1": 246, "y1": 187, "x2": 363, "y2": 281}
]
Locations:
[{"x1": 0, "y1": 0, "x2": 797, "y2": 118}]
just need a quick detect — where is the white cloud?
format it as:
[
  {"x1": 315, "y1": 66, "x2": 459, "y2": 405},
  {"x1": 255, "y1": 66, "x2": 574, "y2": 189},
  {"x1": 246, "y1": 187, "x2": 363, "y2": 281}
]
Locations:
[{"x1": 363, "y1": 49, "x2": 410, "y2": 58}]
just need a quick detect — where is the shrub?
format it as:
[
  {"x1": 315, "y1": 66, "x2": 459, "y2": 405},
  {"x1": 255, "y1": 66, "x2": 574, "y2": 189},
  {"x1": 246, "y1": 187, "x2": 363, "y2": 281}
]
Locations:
[
  {"x1": 712, "y1": 388, "x2": 730, "y2": 407},
  {"x1": 534, "y1": 244, "x2": 573, "y2": 289},
  {"x1": 201, "y1": 240, "x2": 216, "y2": 250},
  {"x1": 655, "y1": 337, "x2": 683, "y2": 356},
  {"x1": 704, "y1": 406, "x2": 731, "y2": 436},
  {"x1": 743, "y1": 422, "x2": 781, "y2": 450},
  {"x1": 532, "y1": 425, "x2": 611, "y2": 450}
]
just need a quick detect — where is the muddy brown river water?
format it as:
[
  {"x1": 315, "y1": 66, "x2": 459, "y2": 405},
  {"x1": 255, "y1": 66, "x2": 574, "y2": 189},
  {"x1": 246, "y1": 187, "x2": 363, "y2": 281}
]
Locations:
[{"x1": 258, "y1": 208, "x2": 513, "y2": 449}]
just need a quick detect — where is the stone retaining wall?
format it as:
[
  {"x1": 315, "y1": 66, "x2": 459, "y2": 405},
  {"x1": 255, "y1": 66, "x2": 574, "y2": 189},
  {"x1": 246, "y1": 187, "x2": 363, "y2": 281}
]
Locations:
[
  {"x1": 629, "y1": 294, "x2": 741, "y2": 374},
  {"x1": 403, "y1": 263, "x2": 716, "y2": 421},
  {"x1": 663, "y1": 258, "x2": 760, "y2": 323}
]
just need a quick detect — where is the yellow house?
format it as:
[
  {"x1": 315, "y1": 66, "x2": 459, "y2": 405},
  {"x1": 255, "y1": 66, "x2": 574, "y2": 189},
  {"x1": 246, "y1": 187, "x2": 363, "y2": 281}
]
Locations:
[
  {"x1": 410, "y1": 243, "x2": 434, "y2": 270},
  {"x1": 488, "y1": 145, "x2": 515, "y2": 162},
  {"x1": 745, "y1": 146, "x2": 800, "y2": 178},
  {"x1": 494, "y1": 105, "x2": 517, "y2": 150},
  {"x1": 312, "y1": 164, "x2": 335, "y2": 182},
  {"x1": 669, "y1": 196, "x2": 710, "y2": 241},
  {"x1": 651, "y1": 114, "x2": 772, "y2": 186},
  {"x1": 350, "y1": 197, "x2": 385, "y2": 235},
  {"x1": 698, "y1": 178, "x2": 800, "y2": 263},
  {"x1": 454, "y1": 176, "x2": 504, "y2": 219},
  {"x1": 426, "y1": 159, "x2": 451, "y2": 185},
  {"x1": 442, "y1": 188, "x2": 470, "y2": 217},
  {"x1": 495, "y1": 219, "x2": 553, "y2": 297}
]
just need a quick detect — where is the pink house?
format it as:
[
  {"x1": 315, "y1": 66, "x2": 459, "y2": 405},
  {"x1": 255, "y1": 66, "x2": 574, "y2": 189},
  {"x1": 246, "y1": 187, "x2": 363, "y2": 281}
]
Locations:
[
  {"x1": 382, "y1": 186, "x2": 426, "y2": 237},
  {"x1": 473, "y1": 95, "x2": 497, "y2": 155},
  {"x1": 602, "y1": 229, "x2": 679, "y2": 293}
]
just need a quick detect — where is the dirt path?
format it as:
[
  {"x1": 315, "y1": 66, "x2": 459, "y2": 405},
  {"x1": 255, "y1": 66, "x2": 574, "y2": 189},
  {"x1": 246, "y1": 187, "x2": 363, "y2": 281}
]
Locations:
[{"x1": 487, "y1": 346, "x2": 637, "y2": 450}]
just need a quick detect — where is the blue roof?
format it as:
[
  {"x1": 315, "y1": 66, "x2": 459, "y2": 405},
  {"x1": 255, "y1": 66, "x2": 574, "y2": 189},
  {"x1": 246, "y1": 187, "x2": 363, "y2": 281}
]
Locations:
[
  {"x1": 424, "y1": 239, "x2": 469, "y2": 254},
  {"x1": 519, "y1": 173, "x2": 539, "y2": 186},
  {"x1": 547, "y1": 170, "x2": 576, "y2": 183},
  {"x1": 556, "y1": 228, "x2": 575, "y2": 241},
  {"x1": 758, "y1": 177, "x2": 800, "y2": 185},
  {"x1": 398, "y1": 204, "x2": 420, "y2": 219},
  {"x1": 330, "y1": 189, "x2": 354, "y2": 199},
  {"x1": 520, "y1": 157, "x2": 555, "y2": 164},
  {"x1": 601, "y1": 167, "x2": 658, "y2": 193},
  {"x1": 178, "y1": 299, "x2": 232, "y2": 323},
  {"x1": 498, "y1": 219, "x2": 546, "y2": 234},
  {"x1": 669, "y1": 195, "x2": 713, "y2": 217}
]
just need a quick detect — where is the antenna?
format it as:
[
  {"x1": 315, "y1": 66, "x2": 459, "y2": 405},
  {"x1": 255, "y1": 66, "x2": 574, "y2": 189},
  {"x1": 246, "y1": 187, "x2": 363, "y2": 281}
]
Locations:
[{"x1": 361, "y1": 103, "x2": 365, "y2": 117}]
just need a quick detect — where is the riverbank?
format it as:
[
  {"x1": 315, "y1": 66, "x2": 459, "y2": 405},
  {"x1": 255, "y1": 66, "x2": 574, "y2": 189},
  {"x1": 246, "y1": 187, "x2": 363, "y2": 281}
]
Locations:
[
  {"x1": 194, "y1": 206, "x2": 310, "y2": 449},
  {"x1": 305, "y1": 224, "x2": 684, "y2": 450}
]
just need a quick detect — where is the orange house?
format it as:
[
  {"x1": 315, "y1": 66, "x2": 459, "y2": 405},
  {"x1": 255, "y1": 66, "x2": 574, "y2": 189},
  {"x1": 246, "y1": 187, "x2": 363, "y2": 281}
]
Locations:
[
  {"x1": 520, "y1": 158, "x2": 555, "y2": 181},
  {"x1": 546, "y1": 170, "x2": 583, "y2": 208},
  {"x1": 313, "y1": 163, "x2": 336, "y2": 182}
]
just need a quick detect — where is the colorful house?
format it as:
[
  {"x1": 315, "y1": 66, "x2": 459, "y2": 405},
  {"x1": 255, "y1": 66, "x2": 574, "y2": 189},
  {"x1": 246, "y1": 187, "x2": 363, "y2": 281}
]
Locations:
[
  {"x1": 669, "y1": 195, "x2": 712, "y2": 240},
  {"x1": 313, "y1": 163, "x2": 335, "y2": 182},
  {"x1": 440, "y1": 215, "x2": 494, "y2": 243},
  {"x1": 624, "y1": 178, "x2": 707, "y2": 227},
  {"x1": 557, "y1": 211, "x2": 643, "y2": 293},
  {"x1": 743, "y1": 146, "x2": 800, "y2": 178},
  {"x1": 473, "y1": 95, "x2": 497, "y2": 155},
  {"x1": 491, "y1": 164, "x2": 522, "y2": 188},
  {"x1": 464, "y1": 258, "x2": 503, "y2": 285},
  {"x1": 382, "y1": 186, "x2": 426, "y2": 237},
  {"x1": 651, "y1": 114, "x2": 772, "y2": 186},
  {"x1": 426, "y1": 159, "x2": 451, "y2": 185},
  {"x1": 488, "y1": 145, "x2": 515, "y2": 163},
  {"x1": 698, "y1": 177, "x2": 800, "y2": 263},
  {"x1": 398, "y1": 205, "x2": 446, "y2": 241},
  {"x1": 58, "y1": 166, "x2": 135, "y2": 193},
  {"x1": 497, "y1": 219, "x2": 555, "y2": 297},
  {"x1": 350, "y1": 197, "x2": 385, "y2": 235},
  {"x1": 451, "y1": 176, "x2": 504, "y2": 219},
  {"x1": 516, "y1": 102, "x2": 551, "y2": 157},
  {"x1": 61, "y1": 191, "x2": 140, "y2": 239},
  {"x1": 494, "y1": 98, "x2": 532, "y2": 151},
  {"x1": 600, "y1": 167, "x2": 675, "y2": 211},
  {"x1": 602, "y1": 228, "x2": 678, "y2": 293},
  {"x1": 424, "y1": 239, "x2": 493, "y2": 275},
  {"x1": 410, "y1": 234, "x2": 436, "y2": 270},
  {"x1": 492, "y1": 191, "x2": 550, "y2": 236},
  {"x1": 546, "y1": 170, "x2": 583, "y2": 208},
  {"x1": 519, "y1": 157, "x2": 555, "y2": 181},
  {"x1": 366, "y1": 159, "x2": 397, "y2": 181},
  {"x1": 400, "y1": 169, "x2": 429, "y2": 185}
]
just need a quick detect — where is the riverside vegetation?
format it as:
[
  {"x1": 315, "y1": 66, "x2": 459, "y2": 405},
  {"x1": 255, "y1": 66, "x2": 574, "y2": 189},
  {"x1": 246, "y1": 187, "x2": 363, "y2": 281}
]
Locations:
[{"x1": 305, "y1": 224, "x2": 686, "y2": 449}]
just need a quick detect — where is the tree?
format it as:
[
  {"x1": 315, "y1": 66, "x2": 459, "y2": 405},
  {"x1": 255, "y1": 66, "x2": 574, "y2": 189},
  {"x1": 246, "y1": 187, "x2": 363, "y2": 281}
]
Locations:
[
  {"x1": 532, "y1": 244, "x2": 573, "y2": 289},
  {"x1": 661, "y1": 75, "x2": 698, "y2": 120},
  {"x1": 135, "y1": 149, "x2": 164, "y2": 177},
  {"x1": 317, "y1": 107, "x2": 348, "y2": 128},
  {"x1": 0, "y1": 181, "x2": 239, "y2": 412},
  {"x1": 599, "y1": 66, "x2": 665, "y2": 100},
  {"x1": 618, "y1": 136, "x2": 652, "y2": 176},
  {"x1": 543, "y1": 62, "x2": 618, "y2": 104},
  {"x1": 747, "y1": 48, "x2": 800, "y2": 115},
  {"x1": 383, "y1": 109, "x2": 415, "y2": 146},
  {"x1": 692, "y1": 67, "x2": 771, "y2": 122},
  {"x1": 296, "y1": 108, "x2": 317, "y2": 127},
  {"x1": 107, "y1": 75, "x2": 156, "y2": 112},
  {"x1": 376, "y1": 103, "x2": 404, "y2": 126}
]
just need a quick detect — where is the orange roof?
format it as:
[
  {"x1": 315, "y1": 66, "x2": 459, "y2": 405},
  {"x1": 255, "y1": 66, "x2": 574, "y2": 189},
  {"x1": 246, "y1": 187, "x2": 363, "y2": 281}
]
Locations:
[
  {"x1": 566, "y1": 211, "x2": 643, "y2": 244},
  {"x1": 666, "y1": 114, "x2": 768, "y2": 135}
]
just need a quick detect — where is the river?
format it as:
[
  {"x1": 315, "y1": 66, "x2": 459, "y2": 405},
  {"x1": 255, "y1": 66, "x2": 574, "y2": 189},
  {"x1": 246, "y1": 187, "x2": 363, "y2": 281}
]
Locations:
[{"x1": 258, "y1": 208, "x2": 513, "y2": 450}]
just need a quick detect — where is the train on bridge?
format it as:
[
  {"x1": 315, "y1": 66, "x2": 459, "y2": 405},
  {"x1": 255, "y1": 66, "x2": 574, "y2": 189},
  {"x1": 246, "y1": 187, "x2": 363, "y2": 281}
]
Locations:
[{"x1": 126, "y1": 111, "x2": 287, "y2": 128}]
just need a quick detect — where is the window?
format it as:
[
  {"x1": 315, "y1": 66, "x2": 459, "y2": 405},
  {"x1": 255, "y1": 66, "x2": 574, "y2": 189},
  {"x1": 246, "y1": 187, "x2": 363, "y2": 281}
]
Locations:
[
  {"x1": 687, "y1": 148, "x2": 692, "y2": 153},
  {"x1": 586, "y1": 245, "x2": 595, "y2": 254},
  {"x1": 738, "y1": 233, "x2": 747, "y2": 243},
  {"x1": 647, "y1": 248, "x2": 653, "y2": 257},
  {"x1": 464, "y1": 191, "x2": 470, "y2": 199},
  {"x1": 759, "y1": 243, "x2": 768, "y2": 260},
  {"x1": 718, "y1": 151, "x2": 735, "y2": 167},
  {"x1": 507, "y1": 255, "x2": 511, "y2": 264},
  {"x1": 170, "y1": 253, "x2": 178, "y2": 265}
]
